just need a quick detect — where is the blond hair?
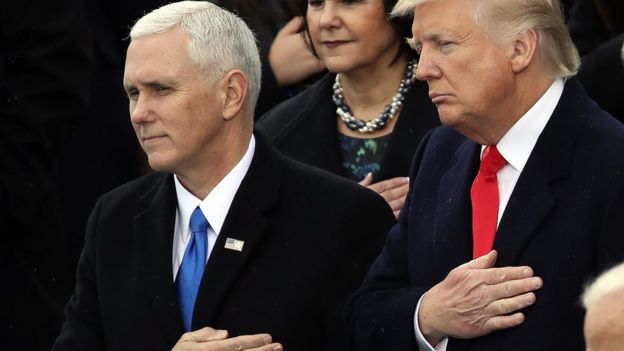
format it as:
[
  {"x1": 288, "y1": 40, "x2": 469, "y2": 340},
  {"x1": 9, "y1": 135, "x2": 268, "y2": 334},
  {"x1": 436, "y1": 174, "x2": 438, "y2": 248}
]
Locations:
[{"x1": 392, "y1": 0, "x2": 580, "y2": 78}]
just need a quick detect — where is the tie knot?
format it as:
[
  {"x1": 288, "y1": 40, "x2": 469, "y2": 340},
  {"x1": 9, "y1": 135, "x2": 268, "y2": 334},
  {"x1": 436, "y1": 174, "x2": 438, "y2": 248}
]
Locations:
[
  {"x1": 479, "y1": 146, "x2": 506, "y2": 176},
  {"x1": 190, "y1": 207, "x2": 209, "y2": 233}
]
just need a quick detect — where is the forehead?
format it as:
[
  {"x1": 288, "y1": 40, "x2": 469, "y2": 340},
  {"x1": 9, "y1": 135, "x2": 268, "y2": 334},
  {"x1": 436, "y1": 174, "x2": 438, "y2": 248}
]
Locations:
[
  {"x1": 124, "y1": 29, "x2": 197, "y2": 84},
  {"x1": 411, "y1": 0, "x2": 475, "y2": 37}
]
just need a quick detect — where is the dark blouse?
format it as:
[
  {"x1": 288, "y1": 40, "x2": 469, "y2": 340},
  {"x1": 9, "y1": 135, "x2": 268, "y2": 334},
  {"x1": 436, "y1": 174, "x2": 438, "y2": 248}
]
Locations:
[
  {"x1": 256, "y1": 72, "x2": 441, "y2": 182},
  {"x1": 338, "y1": 134, "x2": 391, "y2": 181}
]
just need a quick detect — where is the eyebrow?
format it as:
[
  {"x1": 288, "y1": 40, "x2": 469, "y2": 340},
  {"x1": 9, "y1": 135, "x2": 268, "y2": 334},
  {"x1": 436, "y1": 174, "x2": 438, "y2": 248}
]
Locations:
[
  {"x1": 123, "y1": 80, "x2": 172, "y2": 92},
  {"x1": 422, "y1": 32, "x2": 449, "y2": 42}
]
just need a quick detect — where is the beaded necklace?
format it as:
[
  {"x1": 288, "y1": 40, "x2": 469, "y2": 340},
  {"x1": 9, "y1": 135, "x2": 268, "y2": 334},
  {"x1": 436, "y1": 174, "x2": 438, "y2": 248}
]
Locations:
[{"x1": 333, "y1": 59, "x2": 418, "y2": 134}]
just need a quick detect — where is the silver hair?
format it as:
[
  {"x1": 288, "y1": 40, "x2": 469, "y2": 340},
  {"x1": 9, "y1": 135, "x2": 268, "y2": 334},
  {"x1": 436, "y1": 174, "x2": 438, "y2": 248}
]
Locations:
[
  {"x1": 582, "y1": 262, "x2": 624, "y2": 310},
  {"x1": 130, "y1": 1, "x2": 262, "y2": 116},
  {"x1": 392, "y1": 0, "x2": 580, "y2": 79}
]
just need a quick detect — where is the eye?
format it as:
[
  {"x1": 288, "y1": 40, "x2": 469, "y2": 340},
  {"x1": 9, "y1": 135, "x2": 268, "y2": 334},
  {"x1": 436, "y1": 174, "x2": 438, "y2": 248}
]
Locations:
[
  {"x1": 155, "y1": 85, "x2": 171, "y2": 96},
  {"x1": 438, "y1": 40, "x2": 455, "y2": 53},
  {"x1": 308, "y1": 0, "x2": 323, "y2": 8},
  {"x1": 126, "y1": 88, "x2": 139, "y2": 101},
  {"x1": 406, "y1": 37, "x2": 422, "y2": 54}
]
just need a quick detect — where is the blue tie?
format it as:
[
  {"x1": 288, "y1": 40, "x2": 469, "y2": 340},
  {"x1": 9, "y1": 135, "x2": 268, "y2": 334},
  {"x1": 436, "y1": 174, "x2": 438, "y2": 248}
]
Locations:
[{"x1": 176, "y1": 207, "x2": 209, "y2": 332}]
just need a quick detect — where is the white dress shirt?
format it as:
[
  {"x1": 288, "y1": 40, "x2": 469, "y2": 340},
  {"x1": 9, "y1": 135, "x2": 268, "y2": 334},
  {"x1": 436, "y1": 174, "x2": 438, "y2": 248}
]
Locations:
[
  {"x1": 414, "y1": 79, "x2": 564, "y2": 351},
  {"x1": 171, "y1": 136, "x2": 255, "y2": 280}
]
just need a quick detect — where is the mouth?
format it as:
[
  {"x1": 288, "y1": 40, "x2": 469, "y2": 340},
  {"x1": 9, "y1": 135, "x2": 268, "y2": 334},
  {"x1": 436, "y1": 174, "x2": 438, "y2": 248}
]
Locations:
[
  {"x1": 142, "y1": 135, "x2": 166, "y2": 144},
  {"x1": 429, "y1": 92, "x2": 450, "y2": 104},
  {"x1": 322, "y1": 40, "x2": 349, "y2": 49}
]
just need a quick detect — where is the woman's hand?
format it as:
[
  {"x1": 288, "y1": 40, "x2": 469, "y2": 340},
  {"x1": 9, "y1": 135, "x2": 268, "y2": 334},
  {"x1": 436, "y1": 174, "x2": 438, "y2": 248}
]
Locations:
[
  {"x1": 269, "y1": 17, "x2": 325, "y2": 86},
  {"x1": 359, "y1": 174, "x2": 409, "y2": 219}
]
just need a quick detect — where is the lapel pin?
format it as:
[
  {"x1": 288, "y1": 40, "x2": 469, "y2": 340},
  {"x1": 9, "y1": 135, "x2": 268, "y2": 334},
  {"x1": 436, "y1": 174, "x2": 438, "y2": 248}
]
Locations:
[{"x1": 224, "y1": 237, "x2": 245, "y2": 252}]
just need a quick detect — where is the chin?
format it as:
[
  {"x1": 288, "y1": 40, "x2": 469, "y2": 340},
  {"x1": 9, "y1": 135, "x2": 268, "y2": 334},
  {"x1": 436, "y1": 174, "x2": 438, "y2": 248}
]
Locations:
[
  {"x1": 322, "y1": 59, "x2": 352, "y2": 74},
  {"x1": 437, "y1": 111, "x2": 458, "y2": 128},
  {"x1": 145, "y1": 155, "x2": 174, "y2": 173}
]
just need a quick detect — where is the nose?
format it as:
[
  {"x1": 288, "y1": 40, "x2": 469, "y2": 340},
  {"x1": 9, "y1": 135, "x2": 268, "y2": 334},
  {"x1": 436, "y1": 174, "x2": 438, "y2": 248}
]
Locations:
[
  {"x1": 129, "y1": 93, "x2": 152, "y2": 125},
  {"x1": 319, "y1": 4, "x2": 341, "y2": 29},
  {"x1": 415, "y1": 47, "x2": 442, "y2": 81}
]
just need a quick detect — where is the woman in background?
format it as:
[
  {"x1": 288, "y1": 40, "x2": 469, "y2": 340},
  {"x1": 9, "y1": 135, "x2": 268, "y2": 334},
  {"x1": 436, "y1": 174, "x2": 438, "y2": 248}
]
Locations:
[
  {"x1": 257, "y1": 0, "x2": 439, "y2": 218},
  {"x1": 215, "y1": 0, "x2": 326, "y2": 116}
]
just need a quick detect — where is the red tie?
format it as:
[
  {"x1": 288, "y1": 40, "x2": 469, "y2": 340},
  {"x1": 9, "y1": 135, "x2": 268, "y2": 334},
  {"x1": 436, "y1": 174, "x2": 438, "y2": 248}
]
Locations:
[{"x1": 471, "y1": 145, "x2": 507, "y2": 258}]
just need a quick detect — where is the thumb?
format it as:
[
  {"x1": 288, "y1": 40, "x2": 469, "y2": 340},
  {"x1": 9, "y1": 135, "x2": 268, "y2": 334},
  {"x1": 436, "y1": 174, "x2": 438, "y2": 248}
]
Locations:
[
  {"x1": 358, "y1": 172, "x2": 373, "y2": 186},
  {"x1": 278, "y1": 16, "x2": 304, "y2": 36},
  {"x1": 183, "y1": 327, "x2": 228, "y2": 342},
  {"x1": 473, "y1": 250, "x2": 498, "y2": 269},
  {"x1": 460, "y1": 250, "x2": 497, "y2": 270}
]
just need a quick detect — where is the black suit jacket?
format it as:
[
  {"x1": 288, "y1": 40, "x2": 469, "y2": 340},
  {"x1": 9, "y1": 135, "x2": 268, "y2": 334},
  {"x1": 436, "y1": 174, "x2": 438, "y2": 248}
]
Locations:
[
  {"x1": 347, "y1": 79, "x2": 624, "y2": 351},
  {"x1": 256, "y1": 73, "x2": 440, "y2": 181},
  {"x1": 53, "y1": 138, "x2": 394, "y2": 351}
]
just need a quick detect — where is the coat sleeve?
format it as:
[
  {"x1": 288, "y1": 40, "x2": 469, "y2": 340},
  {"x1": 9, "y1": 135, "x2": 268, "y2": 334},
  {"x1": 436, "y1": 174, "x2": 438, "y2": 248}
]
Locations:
[
  {"x1": 345, "y1": 131, "x2": 435, "y2": 351},
  {"x1": 318, "y1": 185, "x2": 395, "y2": 351},
  {"x1": 52, "y1": 198, "x2": 106, "y2": 351}
]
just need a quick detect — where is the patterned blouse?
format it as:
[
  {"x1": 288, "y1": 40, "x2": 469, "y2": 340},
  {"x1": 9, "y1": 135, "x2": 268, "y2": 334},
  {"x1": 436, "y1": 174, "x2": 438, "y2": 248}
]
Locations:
[{"x1": 338, "y1": 133, "x2": 391, "y2": 181}]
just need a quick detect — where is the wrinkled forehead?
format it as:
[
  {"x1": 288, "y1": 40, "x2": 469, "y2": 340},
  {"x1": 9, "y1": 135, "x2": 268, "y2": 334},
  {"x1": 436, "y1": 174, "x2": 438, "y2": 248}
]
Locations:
[
  {"x1": 410, "y1": 0, "x2": 476, "y2": 35},
  {"x1": 124, "y1": 30, "x2": 195, "y2": 83}
]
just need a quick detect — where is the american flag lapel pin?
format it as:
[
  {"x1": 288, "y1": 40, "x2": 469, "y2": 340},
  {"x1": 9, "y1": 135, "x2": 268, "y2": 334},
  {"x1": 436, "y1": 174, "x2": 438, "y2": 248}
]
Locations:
[{"x1": 224, "y1": 237, "x2": 245, "y2": 252}]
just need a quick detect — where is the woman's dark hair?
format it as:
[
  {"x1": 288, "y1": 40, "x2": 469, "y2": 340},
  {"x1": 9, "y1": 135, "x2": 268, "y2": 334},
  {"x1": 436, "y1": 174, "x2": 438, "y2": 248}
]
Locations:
[
  {"x1": 299, "y1": 0, "x2": 415, "y2": 65},
  {"x1": 215, "y1": 0, "x2": 303, "y2": 24}
]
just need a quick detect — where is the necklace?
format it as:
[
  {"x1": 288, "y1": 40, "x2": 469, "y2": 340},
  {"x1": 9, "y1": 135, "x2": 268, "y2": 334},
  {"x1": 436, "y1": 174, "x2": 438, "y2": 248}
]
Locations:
[{"x1": 333, "y1": 59, "x2": 418, "y2": 134}]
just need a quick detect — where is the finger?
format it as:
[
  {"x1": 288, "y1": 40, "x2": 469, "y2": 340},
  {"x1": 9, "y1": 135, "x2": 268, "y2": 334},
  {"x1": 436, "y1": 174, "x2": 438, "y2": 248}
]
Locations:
[
  {"x1": 180, "y1": 327, "x2": 228, "y2": 343},
  {"x1": 486, "y1": 292, "x2": 537, "y2": 317},
  {"x1": 367, "y1": 177, "x2": 408, "y2": 193},
  {"x1": 488, "y1": 276, "x2": 542, "y2": 303},
  {"x1": 358, "y1": 172, "x2": 373, "y2": 186},
  {"x1": 249, "y1": 343, "x2": 283, "y2": 351},
  {"x1": 481, "y1": 312, "x2": 525, "y2": 334},
  {"x1": 216, "y1": 334, "x2": 273, "y2": 351},
  {"x1": 378, "y1": 183, "x2": 409, "y2": 202},
  {"x1": 378, "y1": 177, "x2": 409, "y2": 190},
  {"x1": 393, "y1": 209, "x2": 401, "y2": 219},
  {"x1": 482, "y1": 266, "x2": 537, "y2": 285},
  {"x1": 279, "y1": 16, "x2": 303, "y2": 36},
  {"x1": 387, "y1": 195, "x2": 407, "y2": 213},
  {"x1": 458, "y1": 250, "x2": 498, "y2": 270}
]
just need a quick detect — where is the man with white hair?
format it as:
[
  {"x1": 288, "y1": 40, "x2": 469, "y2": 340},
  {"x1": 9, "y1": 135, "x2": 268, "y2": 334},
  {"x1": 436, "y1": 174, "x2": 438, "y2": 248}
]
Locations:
[
  {"x1": 346, "y1": 0, "x2": 624, "y2": 350},
  {"x1": 51, "y1": 2, "x2": 394, "y2": 350},
  {"x1": 582, "y1": 262, "x2": 624, "y2": 351}
]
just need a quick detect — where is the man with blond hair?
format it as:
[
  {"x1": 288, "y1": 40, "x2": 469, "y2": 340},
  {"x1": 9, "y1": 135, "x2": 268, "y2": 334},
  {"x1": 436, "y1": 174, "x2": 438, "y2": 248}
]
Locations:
[
  {"x1": 51, "y1": 2, "x2": 394, "y2": 350},
  {"x1": 347, "y1": 0, "x2": 624, "y2": 350},
  {"x1": 582, "y1": 262, "x2": 624, "y2": 351}
]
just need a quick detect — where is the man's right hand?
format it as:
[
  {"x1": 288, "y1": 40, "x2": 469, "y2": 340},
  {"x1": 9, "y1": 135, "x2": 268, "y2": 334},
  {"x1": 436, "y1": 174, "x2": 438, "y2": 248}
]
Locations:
[
  {"x1": 418, "y1": 250, "x2": 543, "y2": 346},
  {"x1": 172, "y1": 327, "x2": 283, "y2": 351}
]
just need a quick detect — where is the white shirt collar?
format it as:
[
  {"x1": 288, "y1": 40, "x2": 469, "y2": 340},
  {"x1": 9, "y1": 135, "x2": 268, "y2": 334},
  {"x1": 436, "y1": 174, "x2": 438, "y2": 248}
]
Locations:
[
  {"x1": 174, "y1": 135, "x2": 255, "y2": 241},
  {"x1": 493, "y1": 79, "x2": 564, "y2": 171}
]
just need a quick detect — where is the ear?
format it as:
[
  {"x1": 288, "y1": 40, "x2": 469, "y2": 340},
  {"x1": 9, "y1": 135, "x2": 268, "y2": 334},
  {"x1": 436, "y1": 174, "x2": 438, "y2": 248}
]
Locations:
[
  {"x1": 219, "y1": 70, "x2": 248, "y2": 121},
  {"x1": 509, "y1": 29, "x2": 538, "y2": 73}
]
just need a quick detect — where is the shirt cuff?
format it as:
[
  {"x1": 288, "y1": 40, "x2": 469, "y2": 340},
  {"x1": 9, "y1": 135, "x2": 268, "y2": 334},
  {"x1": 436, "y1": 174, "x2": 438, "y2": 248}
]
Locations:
[{"x1": 414, "y1": 294, "x2": 449, "y2": 351}]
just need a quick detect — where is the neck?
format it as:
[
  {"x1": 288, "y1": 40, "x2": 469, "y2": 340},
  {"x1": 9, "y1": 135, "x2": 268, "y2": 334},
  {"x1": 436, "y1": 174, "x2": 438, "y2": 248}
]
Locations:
[
  {"x1": 177, "y1": 122, "x2": 252, "y2": 199},
  {"x1": 339, "y1": 55, "x2": 409, "y2": 121},
  {"x1": 472, "y1": 72, "x2": 555, "y2": 145}
]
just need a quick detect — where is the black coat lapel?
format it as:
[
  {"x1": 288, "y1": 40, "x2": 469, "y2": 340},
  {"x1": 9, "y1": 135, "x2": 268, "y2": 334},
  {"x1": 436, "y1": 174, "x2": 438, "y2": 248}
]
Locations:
[
  {"x1": 193, "y1": 138, "x2": 282, "y2": 327},
  {"x1": 378, "y1": 80, "x2": 440, "y2": 181},
  {"x1": 494, "y1": 79, "x2": 586, "y2": 267},
  {"x1": 433, "y1": 140, "x2": 481, "y2": 275},
  {"x1": 299, "y1": 74, "x2": 345, "y2": 176},
  {"x1": 133, "y1": 174, "x2": 183, "y2": 342},
  {"x1": 267, "y1": 73, "x2": 345, "y2": 176}
]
